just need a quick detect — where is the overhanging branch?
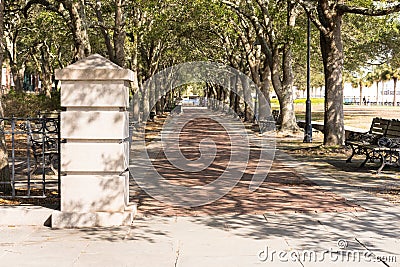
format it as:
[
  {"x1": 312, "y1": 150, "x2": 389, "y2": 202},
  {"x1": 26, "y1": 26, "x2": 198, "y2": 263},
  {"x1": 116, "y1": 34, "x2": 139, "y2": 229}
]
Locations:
[{"x1": 337, "y1": 3, "x2": 400, "y2": 16}]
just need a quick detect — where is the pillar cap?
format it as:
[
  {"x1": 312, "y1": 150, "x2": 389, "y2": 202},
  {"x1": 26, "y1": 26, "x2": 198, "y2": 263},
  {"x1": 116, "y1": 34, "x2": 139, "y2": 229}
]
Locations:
[{"x1": 55, "y1": 54, "x2": 134, "y2": 81}]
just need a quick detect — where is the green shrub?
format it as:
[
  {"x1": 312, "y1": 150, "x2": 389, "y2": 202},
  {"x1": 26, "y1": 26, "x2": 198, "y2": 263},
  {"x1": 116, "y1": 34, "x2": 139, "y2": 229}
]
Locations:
[{"x1": 1, "y1": 90, "x2": 61, "y2": 117}]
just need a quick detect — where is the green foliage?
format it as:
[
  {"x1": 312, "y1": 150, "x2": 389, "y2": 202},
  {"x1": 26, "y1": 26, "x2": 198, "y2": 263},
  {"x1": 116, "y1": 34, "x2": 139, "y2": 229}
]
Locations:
[
  {"x1": 2, "y1": 91, "x2": 61, "y2": 117},
  {"x1": 4, "y1": 0, "x2": 400, "y2": 100},
  {"x1": 343, "y1": 11, "x2": 400, "y2": 73},
  {"x1": 292, "y1": 13, "x2": 325, "y2": 90}
]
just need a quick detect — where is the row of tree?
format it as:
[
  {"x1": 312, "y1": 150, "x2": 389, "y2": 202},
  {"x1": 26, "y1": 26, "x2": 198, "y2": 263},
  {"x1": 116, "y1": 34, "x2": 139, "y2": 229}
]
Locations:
[
  {"x1": 349, "y1": 65, "x2": 400, "y2": 105},
  {"x1": 1, "y1": 1, "x2": 400, "y2": 146}
]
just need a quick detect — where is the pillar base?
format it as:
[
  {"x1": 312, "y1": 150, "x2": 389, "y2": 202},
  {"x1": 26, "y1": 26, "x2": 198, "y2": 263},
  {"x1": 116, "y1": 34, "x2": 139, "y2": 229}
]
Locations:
[{"x1": 51, "y1": 204, "x2": 136, "y2": 228}]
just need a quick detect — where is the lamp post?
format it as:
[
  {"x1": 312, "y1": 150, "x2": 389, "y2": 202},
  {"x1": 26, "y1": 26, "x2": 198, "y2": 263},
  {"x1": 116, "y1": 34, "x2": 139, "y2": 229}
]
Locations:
[
  {"x1": 303, "y1": 17, "x2": 312, "y2": 143},
  {"x1": 254, "y1": 90, "x2": 258, "y2": 122}
]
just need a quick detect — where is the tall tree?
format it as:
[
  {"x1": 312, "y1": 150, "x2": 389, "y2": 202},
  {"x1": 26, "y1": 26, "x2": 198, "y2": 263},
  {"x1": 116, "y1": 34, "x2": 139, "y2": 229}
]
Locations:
[
  {"x1": 230, "y1": 13, "x2": 270, "y2": 122},
  {"x1": 90, "y1": 0, "x2": 126, "y2": 66},
  {"x1": 0, "y1": 0, "x2": 3, "y2": 89},
  {"x1": 0, "y1": 0, "x2": 11, "y2": 193},
  {"x1": 223, "y1": 0, "x2": 299, "y2": 131},
  {"x1": 298, "y1": 0, "x2": 400, "y2": 145},
  {"x1": 24, "y1": 0, "x2": 91, "y2": 61},
  {"x1": 59, "y1": 0, "x2": 91, "y2": 61},
  {"x1": 6, "y1": 1, "x2": 72, "y2": 94},
  {"x1": 4, "y1": 2, "x2": 26, "y2": 91}
]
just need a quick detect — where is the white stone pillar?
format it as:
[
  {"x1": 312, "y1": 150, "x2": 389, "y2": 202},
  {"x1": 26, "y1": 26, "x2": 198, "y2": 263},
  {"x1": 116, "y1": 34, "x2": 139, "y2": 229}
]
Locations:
[{"x1": 52, "y1": 54, "x2": 136, "y2": 228}]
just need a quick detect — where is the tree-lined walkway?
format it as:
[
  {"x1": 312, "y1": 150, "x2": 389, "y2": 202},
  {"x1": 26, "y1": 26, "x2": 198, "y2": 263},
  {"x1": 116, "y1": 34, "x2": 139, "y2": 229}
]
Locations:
[
  {"x1": 130, "y1": 108, "x2": 363, "y2": 217},
  {"x1": 1, "y1": 108, "x2": 399, "y2": 267}
]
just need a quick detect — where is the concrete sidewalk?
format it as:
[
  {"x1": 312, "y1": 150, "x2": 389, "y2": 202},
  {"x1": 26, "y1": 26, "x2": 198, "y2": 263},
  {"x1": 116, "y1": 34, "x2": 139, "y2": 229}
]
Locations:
[
  {"x1": 1, "y1": 213, "x2": 399, "y2": 267},
  {"x1": 1, "y1": 107, "x2": 399, "y2": 266},
  {"x1": 1, "y1": 197, "x2": 399, "y2": 266}
]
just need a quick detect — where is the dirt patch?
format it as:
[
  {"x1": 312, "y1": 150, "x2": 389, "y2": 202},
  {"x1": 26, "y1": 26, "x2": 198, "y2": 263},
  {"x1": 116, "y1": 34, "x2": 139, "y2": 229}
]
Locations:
[
  {"x1": 289, "y1": 144, "x2": 351, "y2": 157},
  {"x1": 368, "y1": 189, "x2": 400, "y2": 204},
  {"x1": 0, "y1": 188, "x2": 60, "y2": 209}
]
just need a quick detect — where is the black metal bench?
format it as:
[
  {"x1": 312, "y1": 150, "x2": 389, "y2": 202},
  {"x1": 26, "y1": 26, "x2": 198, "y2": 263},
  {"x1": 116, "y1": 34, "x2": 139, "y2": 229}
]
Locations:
[
  {"x1": 345, "y1": 117, "x2": 390, "y2": 163},
  {"x1": 272, "y1": 110, "x2": 281, "y2": 123},
  {"x1": 360, "y1": 120, "x2": 400, "y2": 173},
  {"x1": 22, "y1": 115, "x2": 60, "y2": 175}
]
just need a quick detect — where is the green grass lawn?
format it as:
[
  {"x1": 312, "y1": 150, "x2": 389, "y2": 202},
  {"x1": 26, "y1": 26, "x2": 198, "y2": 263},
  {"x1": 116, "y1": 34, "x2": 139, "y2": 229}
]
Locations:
[
  {"x1": 270, "y1": 97, "x2": 324, "y2": 107},
  {"x1": 271, "y1": 98, "x2": 325, "y2": 122}
]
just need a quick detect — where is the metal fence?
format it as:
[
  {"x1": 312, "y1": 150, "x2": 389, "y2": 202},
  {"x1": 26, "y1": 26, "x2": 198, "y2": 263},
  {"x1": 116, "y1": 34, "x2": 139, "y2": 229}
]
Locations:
[{"x1": 0, "y1": 113, "x2": 61, "y2": 199}]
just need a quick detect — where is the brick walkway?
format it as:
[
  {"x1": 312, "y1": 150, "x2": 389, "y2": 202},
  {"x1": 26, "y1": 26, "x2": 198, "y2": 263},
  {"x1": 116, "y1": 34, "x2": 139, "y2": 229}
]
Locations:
[{"x1": 131, "y1": 108, "x2": 363, "y2": 217}]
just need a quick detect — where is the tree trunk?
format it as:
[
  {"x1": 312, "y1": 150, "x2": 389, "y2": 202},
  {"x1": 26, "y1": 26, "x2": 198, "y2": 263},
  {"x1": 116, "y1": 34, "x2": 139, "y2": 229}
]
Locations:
[
  {"x1": 155, "y1": 78, "x2": 162, "y2": 115},
  {"x1": 61, "y1": 0, "x2": 91, "y2": 61},
  {"x1": 95, "y1": 0, "x2": 115, "y2": 63},
  {"x1": 229, "y1": 75, "x2": 236, "y2": 114},
  {"x1": 239, "y1": 74, "x2": 253, "y2": 122},
  {"x1": 393, "y1": 78, "x2": 397, "y2": 106},
  {"x1": 113, "y1": 0, "x2": 125, "y2": 67},
  {"x1": 149, "y1": 79, "x2": 155, "y2": 114},
  {"x1": 40, "y1": 44, "x2": 52, "y2": 97},
  {"x1": 259, "y1": 64, "x2": 271, "y2": 121},
  {"x1": 132, "y1": 90, "x2": 140, "y2": 123},
  {"x1": 30, "y1": 44, "x2": 52, "y2": 97},
  {"x1": 319, "y1": 11, "x2": 345, "y2": 145},
  {"x1": 221, "y1": 85, "x2": 227, "y2": 111},
  {"x1": 216, "y1": 85, "x2": 222, "y2": 110},
  {"x1": 141, "y1": 86, "x2": 149, "y2": 120},
  {"x1": 126, "y1": 7, "x2": 141, "y2": 123},
  {"x1": 206, "y1": 82, "x2": 214, "y2": 109},
  {"x1": 5, "y1": 26, "x2": 23, "y2": 92},
  {"x1": 9, "y1": 63, "x2": 24, "y2": 92},
  {"x1": 233, "y1": 72, "x2": 241, "y2": 115},
  {"x1": 248, "y1": 63, "x2": 262, "y2": 122},
  {"x1": 210, "y1": 84, "x2": 217, "y2": 110},
  {"x1": 229, "y1": 90, "x2": 234, "y2": 112},
  {"x1": 0, "y1": 120, "x2": 10, "y2": 194},
  {"x1": 0, "y1": 0, "x2": 11, "y2": 194},
  {"x1": 271, "y1": 47, "x2": 298, "y2": 132},
  {"x1": 0, "y1": 0, "x2": 3, "y2": 91}
]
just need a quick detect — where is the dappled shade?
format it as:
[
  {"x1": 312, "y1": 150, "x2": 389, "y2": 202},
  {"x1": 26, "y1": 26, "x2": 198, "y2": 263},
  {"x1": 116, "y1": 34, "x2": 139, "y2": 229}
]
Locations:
[{"x1": 131, "y1": 117, "x2": 363, "y2": 217}]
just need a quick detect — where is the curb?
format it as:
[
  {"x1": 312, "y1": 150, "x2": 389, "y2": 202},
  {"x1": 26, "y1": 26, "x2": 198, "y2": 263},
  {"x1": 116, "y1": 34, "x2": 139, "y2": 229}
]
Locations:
[{"x1": 0, "y1": 205, "x2": 53, "y2": 226}]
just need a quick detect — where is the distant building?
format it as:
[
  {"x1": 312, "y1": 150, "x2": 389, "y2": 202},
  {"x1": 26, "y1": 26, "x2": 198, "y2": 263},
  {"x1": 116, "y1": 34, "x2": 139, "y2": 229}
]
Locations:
[
  {"x1": 1, "y1": 66, "x2": 13, "y2": 94},
  {"x1": 278, "y1": 80, "x2": 400, "y2": 106}
]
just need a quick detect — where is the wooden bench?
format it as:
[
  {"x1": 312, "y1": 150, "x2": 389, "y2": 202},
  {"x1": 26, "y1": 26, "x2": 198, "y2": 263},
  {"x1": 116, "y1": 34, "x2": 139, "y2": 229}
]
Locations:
[
  {"x1": 360, "y1": 120, "x2": 400, "y2": 173},
  {"x1": 345, "y1": 117, "x2": 390, "y2": 163}
]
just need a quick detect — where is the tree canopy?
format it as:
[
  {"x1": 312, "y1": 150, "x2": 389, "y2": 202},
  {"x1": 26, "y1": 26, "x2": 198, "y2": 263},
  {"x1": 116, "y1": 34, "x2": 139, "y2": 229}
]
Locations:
[{"x1": 1, "y1": 0, "x2": 400, "y2": 144}]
